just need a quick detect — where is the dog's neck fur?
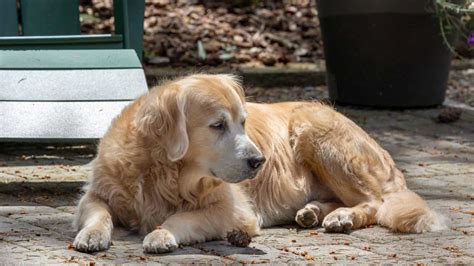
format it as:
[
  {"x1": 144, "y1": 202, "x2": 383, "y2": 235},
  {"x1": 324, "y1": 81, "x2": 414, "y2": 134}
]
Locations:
[
  {"x1": 143, "y1": 137, "x2": 224, "y2": 206},
  {"x1": 128, "y1": 140, "x2": 225, "y2": 233}
]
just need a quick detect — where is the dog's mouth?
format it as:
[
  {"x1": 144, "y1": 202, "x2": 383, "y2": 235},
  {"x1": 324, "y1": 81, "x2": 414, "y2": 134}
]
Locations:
[{"x1": 209, "y1": 168, "x2": 257, "y2": 183}]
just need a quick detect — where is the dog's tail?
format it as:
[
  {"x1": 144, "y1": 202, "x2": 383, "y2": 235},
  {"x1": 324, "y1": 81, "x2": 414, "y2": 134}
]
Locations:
[{"x1": 376, "y1": 189, "x2": 447, "y2": 233}]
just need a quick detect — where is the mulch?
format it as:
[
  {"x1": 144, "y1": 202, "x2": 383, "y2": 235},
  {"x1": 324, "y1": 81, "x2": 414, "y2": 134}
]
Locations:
[
  {"x1": 447, "y1": 69, "x2": 474, "y2": 107},
  {"x1": 79, "y1": 0, "x2": 323, "y2": 67}
]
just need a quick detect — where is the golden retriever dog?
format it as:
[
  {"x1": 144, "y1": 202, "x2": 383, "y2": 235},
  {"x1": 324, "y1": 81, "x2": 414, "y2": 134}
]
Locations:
[{"x1": 74, "y1": 74, "x2": 446, "y2": 253}]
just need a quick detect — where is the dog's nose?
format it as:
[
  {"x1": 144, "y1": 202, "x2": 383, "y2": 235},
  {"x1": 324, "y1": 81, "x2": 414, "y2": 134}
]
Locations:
[{"x1": 247, "y1": 156, "x2": 266, "y2": 170}]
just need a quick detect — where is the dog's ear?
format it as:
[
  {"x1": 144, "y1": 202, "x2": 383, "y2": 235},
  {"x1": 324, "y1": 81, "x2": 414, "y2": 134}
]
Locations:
[{"x1": 135, "y1": 86, "x2": 188, "y2": 161}]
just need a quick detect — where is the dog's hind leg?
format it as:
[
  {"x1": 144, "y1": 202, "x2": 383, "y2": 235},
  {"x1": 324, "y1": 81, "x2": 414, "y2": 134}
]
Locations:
[
  {"x1": 290, "y1": 103, "x2": 398, "y2": 232},
  {"x1": 322, "y1": 201, "x2": 382, "y2": 232},
  {"x1": 73, "y1": 192, "x2": 113, "y2": 253},
  {"x1": 295, "y1": 201, "x2": 343, "y2": 228},
  {"x1": 291, "y1": 103, "x2": 446, "y2": 233}
]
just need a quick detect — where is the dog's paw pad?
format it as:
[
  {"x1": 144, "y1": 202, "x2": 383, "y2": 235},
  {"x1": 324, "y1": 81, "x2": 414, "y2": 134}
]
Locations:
[
  {"x1": 295, "y1": 206, "x2": 320, "y2": 228},
  {"x1": 322, "y1": 208, "x2": 354, "y2": 233},
  {"x1": 143, "y1": 229, "x2": 178, "y2": 254},
  {"x1": 74, "y1": 227, "x2": 111, "y2": 253}
]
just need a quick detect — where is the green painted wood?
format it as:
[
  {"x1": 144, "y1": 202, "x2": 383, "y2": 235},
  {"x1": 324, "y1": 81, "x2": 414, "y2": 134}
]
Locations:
[
  {"x1": 114, "y1": 0, "x2": 145, "y2": 60},
  {"x1": 0, "y1": 50, "x2": 143, "y2": 69},
  {"x1": 20, "y1": 0, "x2": 80, "y2": 36},
  {"x1": 0, "y1": 34, "x2": 123, "y2": 45},
  {"x1": 0, "y1": 0, "x2": 145, "y2": 62},
  {"x1": 0, "y1": 42, "x2": 123, "y2": 50},
  {"x1": 0, "y1": 34, "x2": 124, "y2": 50},
  {"x1": 0, "y1": 0, "x2": 18, "y2": 36}
]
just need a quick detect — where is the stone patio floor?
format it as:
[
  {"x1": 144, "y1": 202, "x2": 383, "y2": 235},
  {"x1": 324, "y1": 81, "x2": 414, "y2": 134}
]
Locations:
[{"x1": 0, "y1": 94, "x2": 473, "y2": 264}]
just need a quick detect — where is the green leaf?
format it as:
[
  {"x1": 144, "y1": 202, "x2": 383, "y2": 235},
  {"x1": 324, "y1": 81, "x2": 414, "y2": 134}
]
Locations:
[
  {"x1": 197, "y1": 40, "x2": 207, "y2": 60},
  {"x1": 79, "y1": 14, "x2": 101, "y2": 23},
  {"x1": 219, "y1": 53, "x2": 234, "y2": 61}
]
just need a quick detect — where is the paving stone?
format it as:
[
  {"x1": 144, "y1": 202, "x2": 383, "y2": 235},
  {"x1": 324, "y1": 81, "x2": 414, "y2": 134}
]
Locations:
[
  {"x1": 284, "y1": 244, "x2": 401, "y2": 264},
  {"x1": 55, "y1": 206, "x2": 76, "y2": 214},
  {"x1": 0, "y1": 165, "x2": 90, "y2": 183},
  {"x1": 0, "y1": 242, "x2": 30, "y2": 253},
  {"x1": 413, "y1": 235, "x2": 474, "y2": 257},
  {"x1": 11, "y1": 212, "x2": 76, "y2": 238},
  {"x1": 0, "y1": 190, "x2": 80, "y2": 207},
  {"x1": 0, "y1": 205, "x2": 63, "y2": 217},
  {"x1": 430, "y1": 174, "x2": 474, "y2": 195},
  {"x1": 375, "y1": 131, "x2": 473, "y2": 161},
  {"x1": 413, "y1": 256, "x2": 474, "y2": 264},
  {"x1": 397, "y1": 154, "x2": 473, "y2": 175},
  {"x1": 424, "y1": 199, "x2": 474, "y2": 228},
  {"x1": 407, "y1": 176, "x2": 473, "y2": 200},
  {"x1": 452, "y1": 226, "x2": 474, "y2": 235},
  {"x1": 194, "y1": 240, "x2": 305, "y2": 263},
  {"x1": 256, "y1": 228, "x2": 364, "y2": 249},
  {"x1": 0, "y1": 192, "x2": 39, "y2": 207},
  {"x1": 407, "y1": 108, "x2": 474, "y2": 133},
  {"x1": 355, "y1": 240, "x2": 455, "y2": 260},
  {"x1": 350, "y1": 224, "x2": 468, "y2": 244},
  {"x1": 398, "y1": 162, "x2": 443, "y2": 178},
  {"x1": 0, "y1": 251, "x2": 56, "y2": 264}
]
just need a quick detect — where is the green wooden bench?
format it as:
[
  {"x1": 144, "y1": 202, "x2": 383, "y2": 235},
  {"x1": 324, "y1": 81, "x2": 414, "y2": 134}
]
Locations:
[
  {"x1": 0, "y1": 0, "x2": 145, "y2": 60},
  {"x1": 0, "y1": 0, "x2": 148, "y2": 142}
]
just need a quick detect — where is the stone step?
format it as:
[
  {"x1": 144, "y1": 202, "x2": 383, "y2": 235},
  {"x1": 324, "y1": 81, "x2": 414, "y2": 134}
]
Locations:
[{"x1": 0, "y1": 101, "x2": 131, "y2": 141}]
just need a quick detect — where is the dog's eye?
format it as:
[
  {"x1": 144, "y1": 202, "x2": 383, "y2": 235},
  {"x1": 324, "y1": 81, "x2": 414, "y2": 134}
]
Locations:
[
  {"x1": 210, "y1": 122, "x2": 225, "y2": 131},
  {"x1": 241, "y1": 120, "x2": 246, "y2": 127}
]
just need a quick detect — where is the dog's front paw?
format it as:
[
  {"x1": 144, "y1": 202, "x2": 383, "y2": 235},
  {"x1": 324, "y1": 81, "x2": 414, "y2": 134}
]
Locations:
[
  {"x1": 143, "y1": 228, "x2": 178, "y2": 254},
  {"x1": 322, "y1": 208, "x2": 354, "y2": 233},
  {"x1": 295, "y1": 205, "x2": 320, "y2": 228},
  {"x1": 74, "y1": 226, "x2": 111, "y2": 253}
]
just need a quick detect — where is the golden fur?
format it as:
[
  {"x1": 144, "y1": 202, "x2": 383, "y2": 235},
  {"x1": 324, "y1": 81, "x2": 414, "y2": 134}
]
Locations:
[{"x1": 74, "y1": 74, "x2": 446, "y2": 253}]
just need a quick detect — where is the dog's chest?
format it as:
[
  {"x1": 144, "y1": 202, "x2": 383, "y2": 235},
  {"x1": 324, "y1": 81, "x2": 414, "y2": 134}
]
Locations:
[{"x1": 125, "y1": 173, "x2": 182, "y2": 233}]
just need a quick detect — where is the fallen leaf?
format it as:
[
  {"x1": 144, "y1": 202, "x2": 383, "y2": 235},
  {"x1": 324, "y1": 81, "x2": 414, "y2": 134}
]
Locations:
[{"x1": 461, "y1": 210, "x2": 474, "y2": 215}]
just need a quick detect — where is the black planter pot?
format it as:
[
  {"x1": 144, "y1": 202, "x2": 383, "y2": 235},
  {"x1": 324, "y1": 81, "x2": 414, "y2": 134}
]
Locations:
[{"x1": 316, "y1": 0, "x2": 453, "y2": 108}]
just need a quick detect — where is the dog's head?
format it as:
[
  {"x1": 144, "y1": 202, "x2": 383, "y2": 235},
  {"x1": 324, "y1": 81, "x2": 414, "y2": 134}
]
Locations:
[{"x1": 135, "y1": 74, "x2": 264, "y2": 183}]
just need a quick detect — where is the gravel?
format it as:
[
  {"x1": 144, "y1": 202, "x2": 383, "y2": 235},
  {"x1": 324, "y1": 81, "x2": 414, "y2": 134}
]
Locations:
[{"x1": 447, "y1": 69, "x2": 474, "y2": 107}]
